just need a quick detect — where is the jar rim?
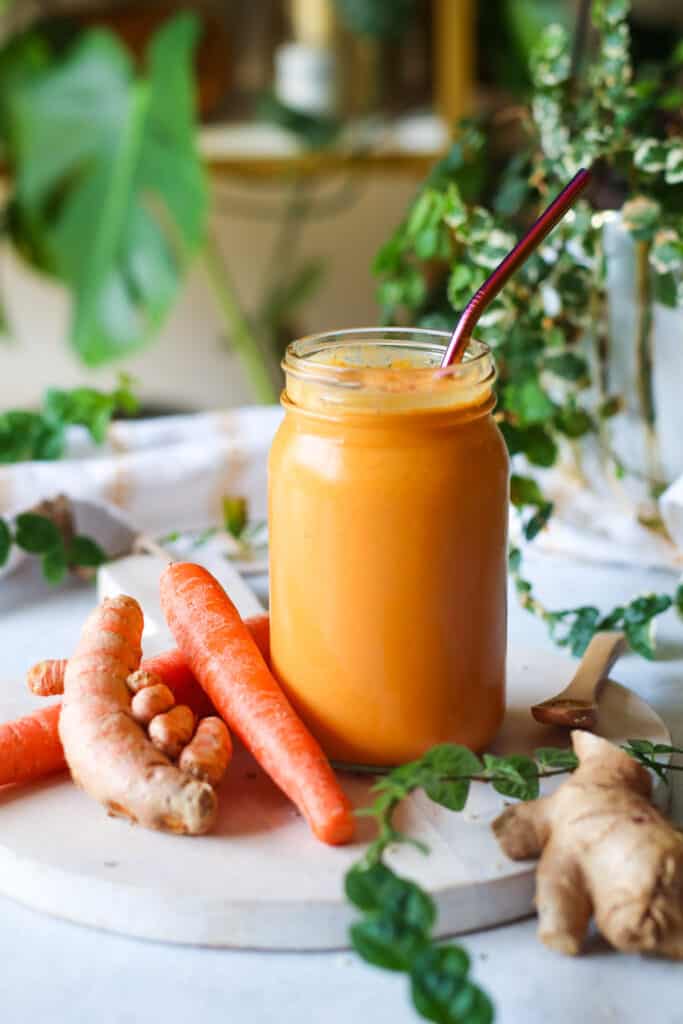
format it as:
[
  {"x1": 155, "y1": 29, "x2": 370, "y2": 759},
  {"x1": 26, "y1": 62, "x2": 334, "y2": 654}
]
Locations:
[{"x1": 282, "y1": 327, "x2": 492, "y2": 390}]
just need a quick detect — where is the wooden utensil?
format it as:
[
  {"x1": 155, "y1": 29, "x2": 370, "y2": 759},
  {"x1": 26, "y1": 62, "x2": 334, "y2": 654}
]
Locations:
[{"x1": 531, "y1": 631, "x2": 627, "y2": 729}]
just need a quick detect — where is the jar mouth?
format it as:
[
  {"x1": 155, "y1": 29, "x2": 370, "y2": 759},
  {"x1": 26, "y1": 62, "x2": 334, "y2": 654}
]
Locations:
[{"x1": 282, "y1": 328, "x2": 493, "y2": 392}]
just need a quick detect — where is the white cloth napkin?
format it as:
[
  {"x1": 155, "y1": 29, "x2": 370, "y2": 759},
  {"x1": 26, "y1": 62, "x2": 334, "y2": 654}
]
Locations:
[{"x1": 0, "y1": 406, "x2": 284, "y2": 577}]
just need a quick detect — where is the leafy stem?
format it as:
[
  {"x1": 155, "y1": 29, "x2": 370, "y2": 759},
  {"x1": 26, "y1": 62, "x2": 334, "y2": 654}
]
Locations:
[{"x1": 346, "y1": 738, "x2": 682, "y2": 1023}]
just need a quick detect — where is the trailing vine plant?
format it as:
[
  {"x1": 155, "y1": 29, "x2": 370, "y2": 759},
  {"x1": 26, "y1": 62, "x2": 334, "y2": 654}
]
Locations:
[
  {"x1": 373, "y1": 0, "x2": 683, "y2": 658},
  {"x1": 344, "y1": 738, "x2": 683, "y2": 1023}
]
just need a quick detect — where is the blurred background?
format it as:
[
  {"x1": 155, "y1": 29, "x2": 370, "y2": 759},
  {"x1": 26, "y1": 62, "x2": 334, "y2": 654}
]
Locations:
[{"x1": 0, "y1": 0, "x2": 682, "y2": 414}]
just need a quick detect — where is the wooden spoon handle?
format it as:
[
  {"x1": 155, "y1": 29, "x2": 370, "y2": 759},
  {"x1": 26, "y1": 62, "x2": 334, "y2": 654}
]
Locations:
[{"x1": 565, "y1": 631, "x2": 627, "y2": 702}]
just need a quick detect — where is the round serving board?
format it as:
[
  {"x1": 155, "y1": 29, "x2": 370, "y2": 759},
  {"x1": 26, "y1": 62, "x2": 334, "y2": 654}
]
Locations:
[{"x1": 0, "y1": 645, "x2": 671, "y2": 950}]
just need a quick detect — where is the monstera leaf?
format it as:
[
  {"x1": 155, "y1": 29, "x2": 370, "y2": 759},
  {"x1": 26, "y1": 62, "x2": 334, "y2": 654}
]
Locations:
[{"x1": 5, "y1": 13, "x2": 206, "y2": 365}]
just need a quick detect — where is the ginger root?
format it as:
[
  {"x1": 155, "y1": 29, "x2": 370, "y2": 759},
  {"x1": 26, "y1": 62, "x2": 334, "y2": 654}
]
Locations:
[
  {"x1": 59, "y1": 596, "x2": 217, "y2": 835},
  {"x1": 149, "y1": 705, "x2": 196, "y2": 759},
  {"x1": 131, "y1": 682, "x2": 176, "y2": 726},
  {"x1": 493, "y1": 730, "x2": 683, "y2": 958},
  {"x1": 179, "y1": 717, "x2": 232, "y2": 787}
]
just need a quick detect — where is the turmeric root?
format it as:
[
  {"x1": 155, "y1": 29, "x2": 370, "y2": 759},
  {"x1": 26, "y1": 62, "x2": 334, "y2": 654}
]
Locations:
[
  {"x1": 148, "y1": 705, "x2": 195, "y2": 759},
  {"x1": 27, "y1": 659, "x2": 68, "y2": 697},
  {"x1": 131, "y1": 682, "x2": 176, "y2": 726},
  {"x1": 59, "y1": 596, "x2": 217, "y2": 835},
  {"x1": 179, "y1": 717, "x2": 232, "y2": 787},
  {"x1": 493, "y1": 730, "x2": 683, "y2": 958}
]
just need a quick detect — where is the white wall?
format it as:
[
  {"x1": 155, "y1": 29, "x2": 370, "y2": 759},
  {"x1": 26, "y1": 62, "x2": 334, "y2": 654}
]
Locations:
[{"x1": 0, "y1": 174, "x2": 418, "y2": 412}]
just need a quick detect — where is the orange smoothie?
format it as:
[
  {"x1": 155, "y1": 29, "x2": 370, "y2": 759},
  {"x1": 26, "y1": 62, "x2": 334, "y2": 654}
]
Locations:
[{"x1": 269, "y1": 329, "x2": 509, "y2": 767}]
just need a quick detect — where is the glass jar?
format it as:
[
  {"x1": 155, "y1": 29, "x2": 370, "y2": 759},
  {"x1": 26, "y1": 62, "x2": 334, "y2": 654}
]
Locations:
[{"x1": 268, "y1": 328, "x2": 509, "y2": 767}]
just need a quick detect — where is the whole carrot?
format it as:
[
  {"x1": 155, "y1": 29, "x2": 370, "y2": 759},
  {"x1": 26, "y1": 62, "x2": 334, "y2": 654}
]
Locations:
[
  {"x1": 160, "y1": 563, "x2": 354, "y2": 846},
  {"x1": 0, "y1": 704, "x2": 66, "y2": 786}
]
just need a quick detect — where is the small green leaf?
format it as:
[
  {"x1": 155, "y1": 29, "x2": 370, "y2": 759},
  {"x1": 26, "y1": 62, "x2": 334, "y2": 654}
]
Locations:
[
  {"x1": 599, "y1": 395, "x2": 623, "y2": 419},
  {"x1": 665, "y1": 145, "x2": 683, "y2": 185},
  {"x1": 621, "y1": 196, "x2": 661, "y2": 240},
  {"x1": 654, "y1": 272, "x2": 679, "y2": 308},
  {"x1": 524, "y1": 501, "x2": 554, "y2": 541},
  {"x1": 42, "y1": 545, "x2": 68, "y2": 584},
  {"x1": 675, "y1": 583, "x2": 683, "y2": 618},
  {"x1": 650, "y1": 229, "x2": 683, "y2": 276},
  {"x1": 350, "y1": 916, "x2": 428, "y2": 973},
  {"x1": 222, "y1": 496, "x2": 248, "y2": 540},
  {"x1": 502, "y1": 377, "x2": 555, "y2": 427},
  {"x1": 543, "y1": 352, "x2": 589, "y2": 382},
  {"x1": 510, "y1": 475, "x2": 545, "y2": 508},
  {"x1": 622, "y1": 593, "x2": 672, "y2": 659},
  {"x1": 14, "y1": 513, "x2": 62, "y2": 554},
  {"x1": 484, "y1": 754, "x2": 540, "y2": 801},
  {"x1": 420, "y1": 744, "x2": 482, "y2": 811},
  {"x1": 411, "y1": 945, "x2": 494, "y2": 1024},
  {"x1": 547, "y1": 605, "x2": 601, "y2": 656},
  {"x1": 534, "y1": 747, "x2": 578, "y2": 771},
  {"x1": 0, "y1": 518, "x2": 11, "y2": 566},
  {"x1": 554, "y1": 401, "x2": 594, "y2": 438},
  {"x1": 67, "y1": 535, "x2": 107, "y2": 567},
  {"x1": 634, "y1": 138, "x2": 668, "y2": 174},
  {"x1": 508, "y1": 546, "x2": 522, "y2": 574},
  {"x1": 500, "y1": 423, "x2": 558, "y2": 469},
  {"x1": 346, "y1": 862, "x2": 435, "y2": 933}
]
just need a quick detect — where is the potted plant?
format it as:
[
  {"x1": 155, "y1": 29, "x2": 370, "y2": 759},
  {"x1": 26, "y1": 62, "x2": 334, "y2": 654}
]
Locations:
[{"x1": 373, "y1": 0, "x2": 683, "y2": 654}]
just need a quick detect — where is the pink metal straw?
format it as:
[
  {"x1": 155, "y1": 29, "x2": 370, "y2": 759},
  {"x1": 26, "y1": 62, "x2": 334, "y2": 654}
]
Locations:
[{"x1": 441, "y1": 168, "x2": 592, "y2": 368}]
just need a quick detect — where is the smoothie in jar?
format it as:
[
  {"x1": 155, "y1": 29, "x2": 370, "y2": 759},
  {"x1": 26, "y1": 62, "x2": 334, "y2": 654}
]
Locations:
[{"x1": 269, "y1": 328, "x2": 509, "y2": 767}]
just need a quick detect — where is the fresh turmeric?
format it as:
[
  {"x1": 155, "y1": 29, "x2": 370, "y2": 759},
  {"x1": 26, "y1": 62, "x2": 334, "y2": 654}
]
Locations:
[
  {"x1": 59, "y1": 595, "x2": 217, "y2": 835},
  {"x1": 493, "y1": 730, "x2": 683, "y2": 958},
  {"x1": 179, "y1": 717, "x2": 232, "y2": 787}
]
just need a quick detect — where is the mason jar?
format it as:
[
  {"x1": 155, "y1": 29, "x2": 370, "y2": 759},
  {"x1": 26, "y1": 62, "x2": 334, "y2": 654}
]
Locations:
[{"x1": 269, "y1": 328, "x2": 509, "y2": 767}]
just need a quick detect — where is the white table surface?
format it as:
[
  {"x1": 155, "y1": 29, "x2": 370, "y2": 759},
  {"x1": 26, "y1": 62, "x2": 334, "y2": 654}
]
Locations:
[{"x1": 1, "y1": 551, "x2": 682, "y2": 1024}]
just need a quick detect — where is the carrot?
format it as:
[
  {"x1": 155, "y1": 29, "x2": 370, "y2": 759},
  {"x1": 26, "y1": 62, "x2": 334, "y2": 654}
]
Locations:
[
  {"x1": 160, "y1": 563, "x2": 354, "y2": 846},
  {"x1": 0, "y1": 705, "x2": 66, "y2": 786},
  {"x1": 60, "y1": 595, "x2": 217, "y2": 834},
  {"x1": 26, "y1": 614, "x2": 272, "y2": 708}
]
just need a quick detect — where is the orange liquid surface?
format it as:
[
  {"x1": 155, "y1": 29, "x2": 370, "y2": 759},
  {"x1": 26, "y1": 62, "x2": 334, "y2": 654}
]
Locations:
[{"x1": 269, "y1": 378, "x2": 509, "y2": 766}]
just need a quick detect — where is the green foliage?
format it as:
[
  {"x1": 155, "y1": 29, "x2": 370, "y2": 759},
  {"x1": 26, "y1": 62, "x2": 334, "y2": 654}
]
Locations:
[
  {"x1": 1, "y1": 13, "x2": 206, "y2": 366},
  {"x1": 509, "y1": 546, "x2": 674, "y2": 658},
  {"x1": 0, "y1": 511, "x2": 106, "y2": 583},
  {"x1": 345, "y1": 733, "x2": 681, "y2": 1022},
  {"x1": 0, "y1": 377, "x2": 137, "y2": 464},
  {"x1": 371, "y1": 0, "x2": 682, "y2": 660}
]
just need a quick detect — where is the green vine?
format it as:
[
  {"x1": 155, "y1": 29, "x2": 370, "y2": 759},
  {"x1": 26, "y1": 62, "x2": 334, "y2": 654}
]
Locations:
[
  {"x1": 345, "y1": 739, "x2": 683, "y2": 1023},
  {"x1": 373, "y1": 0, "x2": 683, "y2": 658}
]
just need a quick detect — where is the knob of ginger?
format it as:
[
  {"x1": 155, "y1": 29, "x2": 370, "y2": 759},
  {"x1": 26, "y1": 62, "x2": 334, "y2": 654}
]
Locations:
[
  {"x1": 149, "y1": 705, "x2": 195, "y2": 759},
  {"x1": 179, "y1": 717, "x2": 232, "y2": 787},
  {"x1": 493, "y1": 730, "x2": 683, "y2": 959}
]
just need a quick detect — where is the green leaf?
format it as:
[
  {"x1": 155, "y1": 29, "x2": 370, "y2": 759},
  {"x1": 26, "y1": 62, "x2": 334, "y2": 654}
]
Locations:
[
  {"x1": 499, "y1": 423, "x2": 558, "y2": 468},
  {"x1": 502, "y1": 377, "x2": 555, "y2": 427},
  {"x1": 350, "y1": 916, "x2": 427, "y2": 972},
  {"x1": 675, "y1": 583, "x2": 683, "y2": 618},
  {"x1": 0, "y1": 410, "x2": 64, "y2": 463},
  {"x1": 543, "y1": 352, "x2": 589, "y2": 382},
  {"x1": 421, "y1": 744, "x2": 482, "y2": 811},
  {"x1": 43, "y1": 381, "x2": 136, "y2": 444},
  {"x1": 554, "y1": 401, "x2": 594, "y2": 438},
  {"x1": 42, "y1": 545, "x2": 68, "y2": 584},
  {"x1": 621, "y1": 593, "x2": 672, "y2": 659},
  {"x1": 592, "y1": 0, "x2": 630, "y2": 27},
  {"x1": 530, "y1": 24, "x2": 571, "y2": 88},
  {"x1": 665, "y1": 145, "x2": 683, "y2": 185},
  {"x1": 654, "y1": 272, "x2": 679, "y2": 308},
  {"x1": 8, "y1": 14, "x2": 206, "y2": 366},
  {"x1": 483, "y1": 754, "x2": 540, "y2": 801},
  {"x1": 67, "y1": 535, "x2": 107, "y2": 568},
  {"x1": 524, "y1": 501, "x2": 553, "y2": 541},
  {"x1": 411, "y1": 946, "x2": 494, "y2": 1024},
  {"x1": 14, "y1": 513, "x2": 62, "y2": 554},
  {"x1": 0, "y1": 518, "x2": 11, "y2": 566},
  {"x1": 634, "y1": 138, "x2": 668, "y2": 174},
  {"x1": 547, "y1": 605, "x2": 601, "y2": 657},
  {"x1": 222, "y1": 496, "x2": 248, "y2": 540},
  {"x1": 510, "y1": 475, "x2": 545, "y2": 508},
  {"x1": 345, "y1": 863, "x2": 436, "y2": 933},
  {"x1": 534, "y1": 747, "x2": 578, "y2": 770},
  {"x1": 621, "y1": 196, "x2": 661, "y2": 241},
  {"x1": 650, "y1": 230, "x2": 683, "y2": 276}
]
